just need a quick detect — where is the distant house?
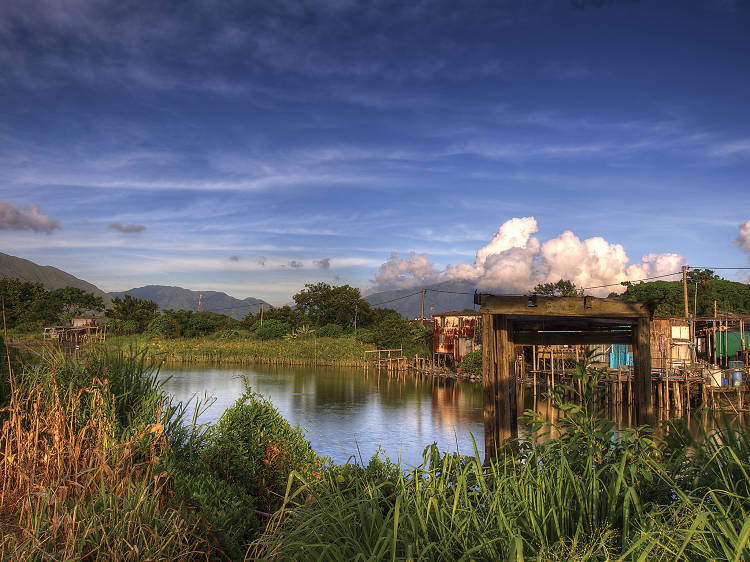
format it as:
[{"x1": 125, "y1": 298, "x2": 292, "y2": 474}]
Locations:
[
  {"x1": 432, "y1": 311, "x2": 480, "y2": 366},
  {"x1": 44, "y1": 316, "x2": 106, "y2": 344},
  {"x1": 70, "y1": 317, "x2": 104, "y2": 328}
]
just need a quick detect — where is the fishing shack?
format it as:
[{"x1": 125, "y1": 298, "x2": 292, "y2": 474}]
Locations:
[{"x1": 475, "y1": 293, "x2": 655, "y2": 459}]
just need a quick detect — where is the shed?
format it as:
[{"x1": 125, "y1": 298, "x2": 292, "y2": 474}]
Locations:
[{"x1": 475, "y1": 293, "x2": 655, "y2": 459}]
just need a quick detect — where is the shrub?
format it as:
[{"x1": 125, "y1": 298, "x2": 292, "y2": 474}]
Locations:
[
  {"x1": 256, "y1": 319, "x2": 290, "y2": 340},
  {"x1": 146, "y1": 314, "x2": 179, "y2": 338},
  {"x1": 317, "y1": 323, "x2": 343, "y2": 338},
  {"x1": 459, "y1": 348, "x2": 482, "y2": 374},
  {"x1": 355, "y1": 329, "x2": 375, "y2": 344},
  {"x1": 121, "y1": 319, "x2": 140, "y2": 335},
  {"x1": 166, "y1": 382, "x2": 320, "y2": 558}
]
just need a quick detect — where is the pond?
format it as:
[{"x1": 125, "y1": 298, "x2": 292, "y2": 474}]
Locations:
[
  {"x1": 158, "y1": 364, "x2": 750, "y2": 466},
  {"x1": 159, "y1": 364, "x2": 487, "y2": 466}
]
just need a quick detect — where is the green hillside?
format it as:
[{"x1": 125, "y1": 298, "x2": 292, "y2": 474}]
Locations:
[{"x1": 0, "y1": 252, "x2": 111, "y2": 304}]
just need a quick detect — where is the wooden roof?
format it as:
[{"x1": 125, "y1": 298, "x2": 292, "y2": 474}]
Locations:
[{"x1": 475, "y1": 294, "x2": 652, "y2": 319}]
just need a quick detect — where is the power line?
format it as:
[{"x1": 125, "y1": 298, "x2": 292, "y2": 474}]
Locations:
[
  {"x1": 426, "y1": 288, "x2": 474, "y2": 295},
  {"x1": 580, "y1": 271, "x2": 683, "y2": 291},
  {"x1": 690, "y1": 267, "x2": 750, "y2": 270},
  {"x1": 367, "y1": 291, "x2": 422, "y2": 307}
]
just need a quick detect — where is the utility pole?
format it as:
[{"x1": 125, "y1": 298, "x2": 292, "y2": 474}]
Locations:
[
  {"x1": 260, "y1": 303, "x2": 264, "y2": 327},
  {"x1": 354, "y1": 303, "x2": 357, "y2": 338},
  {"x1": 198, "y1": 292, "x2": 203, "y2": 312},
  {"x1": 421, "y1": 287, "x2": 425, "y2": 319},
  {"x1": 682, "y1": 266, "x2": 689, "y2": 318}
]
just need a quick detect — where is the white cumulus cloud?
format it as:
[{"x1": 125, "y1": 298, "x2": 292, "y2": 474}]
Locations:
[
  {"x1": 372, "y1": 251, "x2": 442, "y2": 291},
  {"x1": 373, "y1": 217, "x2": 685, "y2": 295}
]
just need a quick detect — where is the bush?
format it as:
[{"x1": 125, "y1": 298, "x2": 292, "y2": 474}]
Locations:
[
  {"x1": 256, "y1": 319, "x2": 290, "y2": 340},
  {"x1": 121, "y1": 319, "x2": 140, "y2": 335},
  {"x1": 372, "y1": 314, "x2": 411, "y2": 349},
  {"x1": 166, "y1": 382, "x2": 320, "y2": 558},
  {"x1": 317, "y1": 323, "x2": 343, "y2": 338},
  {"x1": 355, "y1": 329, "x2": 375, "y2": 344},
  {"x1": 146, "y1": 314, "x2": 179, "y2": 338},
  {"x1": 459, "y1": 348, "x2": 482, "y2": 374}
]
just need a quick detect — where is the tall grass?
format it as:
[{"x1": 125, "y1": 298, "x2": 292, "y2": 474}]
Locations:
[
  {"x1": 5, "y1": 344, "x2": 750, "y2": 560},
  {"x1": 105, "y1": 333, "x2": 370, "y2": 366},
  {"x1": 251, "y1": 352, "x2": 750, "y2": 561},
  {"x1": 0, "y1": 348, "x2": 214, "y2": 559}
]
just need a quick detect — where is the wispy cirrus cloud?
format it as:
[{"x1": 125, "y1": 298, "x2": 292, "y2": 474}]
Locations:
[{"x1": 0, "y1": 201, "x2": 59, "y2": 232}]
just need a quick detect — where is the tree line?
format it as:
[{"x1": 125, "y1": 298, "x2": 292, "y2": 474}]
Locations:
[
  {"x1": 106, "y1": 282, "x2": 432, "y2": 355},
  {"x1": 0, "y1": 278, "x2": 104, "y2": 332}
]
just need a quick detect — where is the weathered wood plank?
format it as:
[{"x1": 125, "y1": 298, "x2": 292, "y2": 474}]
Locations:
[
  {"x1": 476, "y1": 294, "x2": 649, "y2": 318},
  {"x1": 496, "y1": 316, "x2": 518, "y2": 446},
  {"x1": 482, "y1": 312, "x2": 497, "y2": 460},
  {"x1": 633, "y1": 316, "x2": 653, "y2": 425}
]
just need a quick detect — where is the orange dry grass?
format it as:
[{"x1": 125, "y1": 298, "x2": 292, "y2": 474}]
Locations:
[{"x1": 0, "y1": 373, "x2": 212, "y2": 560}]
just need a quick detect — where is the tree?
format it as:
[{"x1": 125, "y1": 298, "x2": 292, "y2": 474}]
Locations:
[
  {"x1": 242, "y1": 305, "x2": 304, "y2": 331},
  {"x1": 106, "y1": 294, "x2": 159, "y2": 334},
  {"x1": 0, "y1": 278, "x2": 103, "y2": 331},
  {"x1": 292, "y1": 283, "x2": 373, "y2": 328},
  {"x1": 48, "y1": 287, "x2": 104, "y2": 320},
  {"x1": 611, "y1": 275, "x2": 750, "y2": 317},
  {"x1": 532, "y1": 279, "x2": 584, "y2": 297},
  {"x1": 256, "y1": 319, "x2": 290, "y2": 340}
]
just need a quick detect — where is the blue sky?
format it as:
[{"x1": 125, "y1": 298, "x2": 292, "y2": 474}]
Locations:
[{"x1": 1, "y1": 0, "x2": 749, "y2": 304}]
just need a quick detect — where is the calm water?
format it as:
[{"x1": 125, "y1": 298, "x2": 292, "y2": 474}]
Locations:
[
  {"x1": 158, "y1": 365, "x2": 485, "y2": 465},
  {"x1": 158, "y1": 365, "x2": 750, "y2": 466}
]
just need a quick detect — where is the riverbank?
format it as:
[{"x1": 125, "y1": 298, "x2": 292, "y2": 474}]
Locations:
[
  {"x1": 101, "y1": 332, "x2": 373, "y2": 367},
  {"x1": 4, "y1": 349, "x2": 750, "y2": 559}
]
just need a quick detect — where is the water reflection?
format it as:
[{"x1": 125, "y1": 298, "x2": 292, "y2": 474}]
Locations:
[
  {"x1": 158, "y1": 365, "x2": 484, "y2": 466},
  {"x1": 159, "y1": 366, "x2": 750, "y2": 466}
]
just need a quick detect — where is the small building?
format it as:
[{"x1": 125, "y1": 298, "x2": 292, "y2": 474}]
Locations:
[
  {"x1": 432, "y1": 311, "x2": 480, "y2": 366},
  {"x1": 70, "y1": 317, "x2": 105, "y2": 328}
]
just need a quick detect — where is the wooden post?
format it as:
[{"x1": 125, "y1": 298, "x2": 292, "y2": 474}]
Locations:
[
  {"x1": 634, "y1": 316, "x2": 653, "y2": 425},
  {"x1": 495, "y1": 316, "x2": 518, "y2": 446},
  {"x1": 551, "y1": 347, "x2": 555, "y2": 391},
  {"x1": 682, "y1": 265, "x2": 689, "y2": 319},
  {"x1": 482, "y1": 313, "x2": 497, "y2": 460}
]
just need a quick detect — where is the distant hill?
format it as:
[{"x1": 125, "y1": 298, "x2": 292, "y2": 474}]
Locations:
[
  {"x1": 365, "y1": 279, "x2": 481, "y2": 318},
  {"x1": 0, "y1": 252, "x2": 111, "y2": 303},
  {"x1": 110, "y1": 285, "x2": 270, "y2": 320}
]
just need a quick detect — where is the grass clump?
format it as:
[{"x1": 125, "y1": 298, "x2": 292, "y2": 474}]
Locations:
[
  {"x1": 0, "y1": 349, "x2": 214, "y2": 560},
  {"x1": 164, "y1": 380, "x2": 322, "y2": 559}
]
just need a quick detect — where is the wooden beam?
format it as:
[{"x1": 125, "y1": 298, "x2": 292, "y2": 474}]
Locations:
[
  {"x1": 513, "y1": 331, "x2": 633, "y2": 345},
  {"x1": 476, "y1": 294, "x2": 649, "y2": 318},
  {"x1": 496, "y1": 316, "x2": 518, "y2": 447},
  {"x1": 482, "y1": 312, "x2": 497, "y2": 460},
  {"x1": 633, "y1": 316, "x2": 653, "y2": 425}
]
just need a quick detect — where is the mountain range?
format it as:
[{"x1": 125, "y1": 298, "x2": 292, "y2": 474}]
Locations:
[
  {"x1": 109, "y1": 286, "x2": 269, "y2": 320},
  {"x1": 364, "y1": 279, "x2": 479, "y2": 318},
  {"x1": 1, "y1": 252, "x2": 480, "y2": 319}
]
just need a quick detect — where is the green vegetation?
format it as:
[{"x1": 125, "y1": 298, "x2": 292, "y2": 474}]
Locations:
[
  {"x1": 0, "y1": 278, "x2": 104, "y2": 335},
  {"x1": 532, "y1": 278, "x2": 585, "y2": 297},
  {"x1": 4, "y1": 347, "x2": 750, "y2": 559},
  {"x1": 103, "y1": 282, "x2": 434, "y2": 365},
  {"x1": 252, "y1": 352, "x2": 750, "y2": 560},
  {"x1": 459, "y1": 348, "x2": 482, "y2": 374},
  {"x1": 611, "y1": 268, "x2": 750, "y2": 317},
  {"x1": 106, "y1": 293, "x2": 160, "y2": 334},
  {"x1": 107, "y1": 332, "x2": 372, "y2": 366}
]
